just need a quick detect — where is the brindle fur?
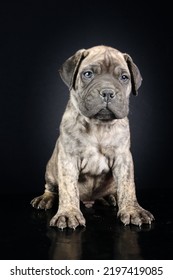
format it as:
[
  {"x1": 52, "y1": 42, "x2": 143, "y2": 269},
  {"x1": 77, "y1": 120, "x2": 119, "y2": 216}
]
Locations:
[{"x1": 31, "y1": 46, "x2": 154, "y2": 229}]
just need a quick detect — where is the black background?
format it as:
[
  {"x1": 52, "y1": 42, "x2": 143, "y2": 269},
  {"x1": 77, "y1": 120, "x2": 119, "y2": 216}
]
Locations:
[{"x1": 0, "y1": 0, "x2": 172, "y2": 195}]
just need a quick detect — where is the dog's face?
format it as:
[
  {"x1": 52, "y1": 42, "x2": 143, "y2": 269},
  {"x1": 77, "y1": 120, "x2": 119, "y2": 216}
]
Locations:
[{"x1": 59, "y1": 46, "x2": 142, "y2": 120}]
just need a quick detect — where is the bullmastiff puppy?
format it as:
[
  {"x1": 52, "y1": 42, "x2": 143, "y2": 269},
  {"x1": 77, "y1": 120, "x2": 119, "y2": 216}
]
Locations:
[{"x1": 31, "y1": 45, "x2": 154, "y2": 229}]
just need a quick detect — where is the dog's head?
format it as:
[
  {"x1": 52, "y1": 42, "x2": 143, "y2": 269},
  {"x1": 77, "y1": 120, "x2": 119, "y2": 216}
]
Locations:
[{"x1": 59, "y1": 45, "x2": 142, "y2": 120}]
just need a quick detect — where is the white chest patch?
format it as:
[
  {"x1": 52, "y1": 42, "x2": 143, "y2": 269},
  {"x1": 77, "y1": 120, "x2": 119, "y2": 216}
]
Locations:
[{"x1": 81, "y1": 147, "x2": 110, "y2": 176}]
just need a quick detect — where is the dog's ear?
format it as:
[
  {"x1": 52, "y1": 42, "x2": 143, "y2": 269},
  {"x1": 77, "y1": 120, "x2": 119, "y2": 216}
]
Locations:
[
  {"x1": 59, "y1": 49, "x2": 88, "y2": 90},
  {"x1": 124, "y1": 53, "x2": 142, "y2": 96}
]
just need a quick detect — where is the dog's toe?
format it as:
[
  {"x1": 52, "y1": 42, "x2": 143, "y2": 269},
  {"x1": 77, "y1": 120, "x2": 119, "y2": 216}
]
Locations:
[
  {"x1": 50, "y1": 209, "x2": 86, "y2": 229},
  {"x1": 118, "y1": 206, "x2": 154, "y2": 226},
  {"x1": 31, "y1": 193, "x2": 56, "y2": 210}
]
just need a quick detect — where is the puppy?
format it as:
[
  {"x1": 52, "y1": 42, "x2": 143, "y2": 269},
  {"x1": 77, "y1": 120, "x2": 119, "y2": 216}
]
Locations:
[{"x1": 31, "y1": 45, "x2": 154, "y2": 229}]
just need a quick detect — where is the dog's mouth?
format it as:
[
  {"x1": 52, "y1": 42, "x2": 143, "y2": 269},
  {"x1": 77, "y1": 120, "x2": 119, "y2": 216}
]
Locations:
[{"x1": 94, "y1": 108, "x2": 116, "y2": 120}]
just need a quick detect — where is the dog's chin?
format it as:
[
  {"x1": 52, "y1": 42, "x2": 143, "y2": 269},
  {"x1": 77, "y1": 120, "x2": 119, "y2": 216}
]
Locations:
[
  {"x1": 94, "y1": 108, "x2": 116, "y2": 121},
  {"x1": 93, "y1": 108, "x2": 128, "y2": 121}
]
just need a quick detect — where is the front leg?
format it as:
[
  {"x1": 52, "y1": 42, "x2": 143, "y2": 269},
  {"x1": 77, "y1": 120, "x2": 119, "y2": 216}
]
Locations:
[
  {"x1": 50, "y1": 150, "x2": 86, "y2": 229},
  {"x1": 113, "y1": 151, "x2": 154, "y2": 226}
]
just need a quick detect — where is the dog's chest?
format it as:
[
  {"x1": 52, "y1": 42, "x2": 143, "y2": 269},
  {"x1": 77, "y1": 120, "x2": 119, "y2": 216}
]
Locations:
[
  {"x1": 80, "y1": 146, "x2": 110, "y2": 175},
  {"x1": 80, "y1": 127, "x2": 116, "y2": 176},
  {"x1": 78, "y1": 119, "x2": 129, "y2": 176}
]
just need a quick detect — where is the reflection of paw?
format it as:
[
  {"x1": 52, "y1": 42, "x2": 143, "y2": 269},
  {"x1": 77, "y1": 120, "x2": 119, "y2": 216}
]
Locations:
[
  {"x1": 118, "y1": 205, "x2": 154, "y2": 226},
  {"x1": 31, "y1": 193, "x2": 56, "y2": 210},
  {"x1": 50, "y1": 209, "x2": 86, "y2": 229}
]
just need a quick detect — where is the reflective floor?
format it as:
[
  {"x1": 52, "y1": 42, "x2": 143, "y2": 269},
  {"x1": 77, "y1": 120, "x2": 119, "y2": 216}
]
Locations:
[{"x1": 0, "y1": 189, "x2": 173, "y2": 260}]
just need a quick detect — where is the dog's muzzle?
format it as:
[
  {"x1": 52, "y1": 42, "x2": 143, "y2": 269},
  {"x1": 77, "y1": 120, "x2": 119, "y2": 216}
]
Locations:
[{"x1": 94, "y1": 88, "x2": 116, "y2": 120}]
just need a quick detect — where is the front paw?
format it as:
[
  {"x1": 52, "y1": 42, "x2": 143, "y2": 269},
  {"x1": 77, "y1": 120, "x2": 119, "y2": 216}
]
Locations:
[
  {"x1": 50, "y1": 208, "x2": 86, "y2": 229},
  {"x1": 118, "y1": 205, "x2": 154, "y2": 226}
]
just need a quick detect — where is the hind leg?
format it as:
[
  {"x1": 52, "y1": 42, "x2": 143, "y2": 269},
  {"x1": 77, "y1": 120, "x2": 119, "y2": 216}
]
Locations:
[
  {"x1": 82, "y1": 194, "x2": 117, "y2": 208},
  {"x1": 31, "y1": 183, "x2": 58, "y2": 210},
  {"x1": 105, "y1": 194, "x2": 117, "y2": 206}
]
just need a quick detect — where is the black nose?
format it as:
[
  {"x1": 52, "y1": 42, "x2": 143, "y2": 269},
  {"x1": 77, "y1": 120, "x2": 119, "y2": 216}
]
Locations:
[{"x1": 100, "y1": 89, "x2": 116, "y2": 102}]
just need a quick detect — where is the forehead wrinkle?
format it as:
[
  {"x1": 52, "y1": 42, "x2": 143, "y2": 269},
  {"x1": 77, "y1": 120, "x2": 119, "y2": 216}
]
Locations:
[
  {"x1": 104, "y1": 49, "x2": 112, "y2": 68},
  {"x1": 115, "y1": 65, "x2": 130, "y2": 74},
  {"x1": 84, "y1": 63, "x2": 102, "y2": 68},
  {"x1": 80, "y1": 49, "x2": 128, "y2": 73}
]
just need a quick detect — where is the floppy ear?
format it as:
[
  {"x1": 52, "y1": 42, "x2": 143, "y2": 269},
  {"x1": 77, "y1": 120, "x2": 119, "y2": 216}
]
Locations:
[
  {"x1": 124, "y1": 53, "x2": 142, "y2": 96},
  {"x1": 59, "y1": 49, "x2": 87, "y2": 90}
]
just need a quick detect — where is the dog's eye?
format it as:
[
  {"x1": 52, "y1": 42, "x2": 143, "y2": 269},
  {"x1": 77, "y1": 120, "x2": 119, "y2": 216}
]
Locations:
[
  {"x1": 82, "y1": 70, "x2": 94, "y2": 79},
  {"x1": 120, "y1": 74, "x2": 129, "y2": 82}
]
